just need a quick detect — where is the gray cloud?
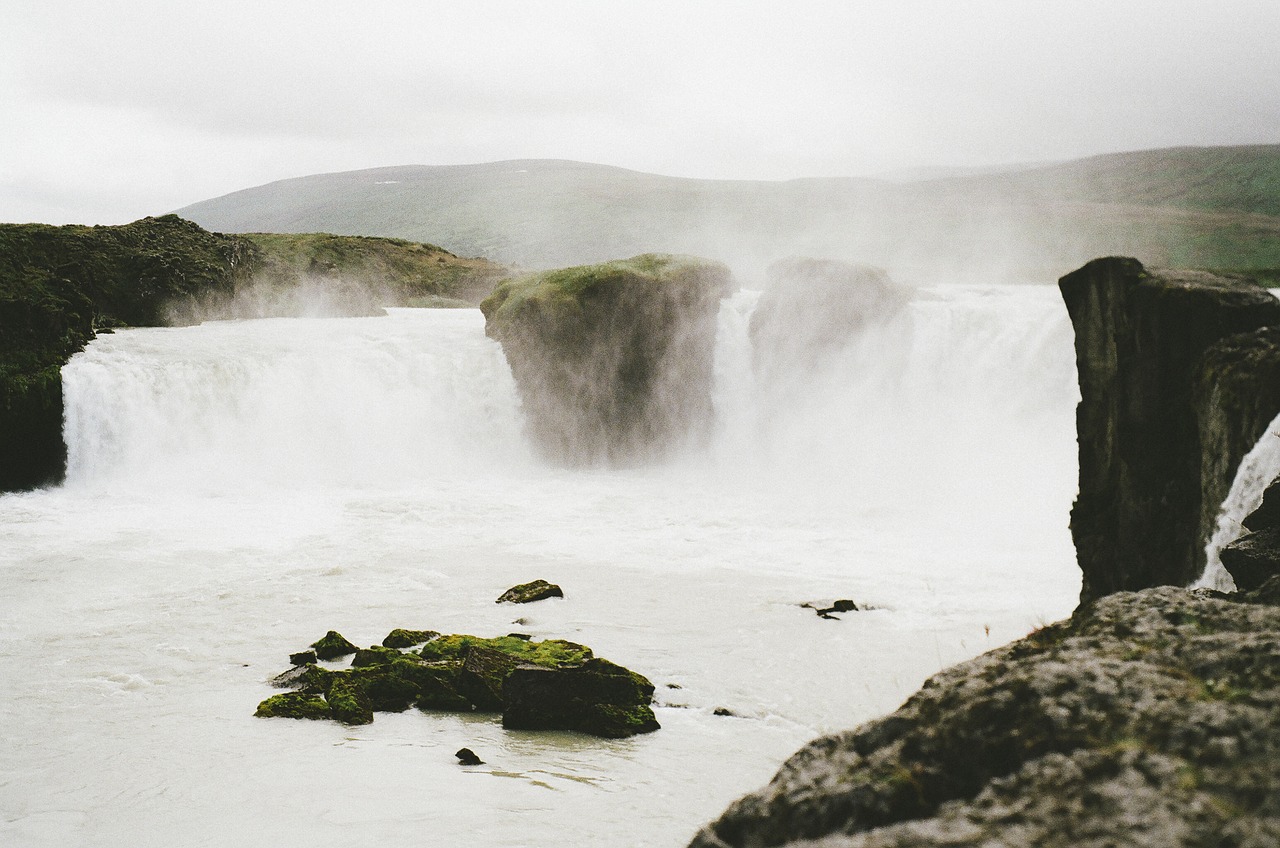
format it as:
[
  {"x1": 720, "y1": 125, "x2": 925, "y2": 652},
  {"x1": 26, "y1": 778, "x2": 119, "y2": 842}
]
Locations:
[{"x1": 3, "y1": 0, "x2": 1279, "y2": 224}]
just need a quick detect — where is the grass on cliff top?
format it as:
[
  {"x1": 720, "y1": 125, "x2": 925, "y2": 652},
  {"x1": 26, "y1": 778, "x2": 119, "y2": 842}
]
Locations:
[
  {"x1": 481, "y1": 253, "x2": 726, "y2": 320},
  {"x1": 240, "y1": 231, "x2": 510, "y2": 304}
]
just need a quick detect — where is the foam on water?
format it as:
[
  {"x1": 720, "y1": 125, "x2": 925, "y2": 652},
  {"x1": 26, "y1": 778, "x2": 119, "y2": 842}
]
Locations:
[{"x1": 1, "y1": 292, "x2": 1082, "y2": 847}]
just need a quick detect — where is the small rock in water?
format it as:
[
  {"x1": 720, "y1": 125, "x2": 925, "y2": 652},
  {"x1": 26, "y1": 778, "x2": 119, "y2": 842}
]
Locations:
[
  {"x1": 456, "y1": 748, "x2": 484, "y2": 766},
  {"x1": 800, "y1": 599, "x2": 860, "y2": 619},
  {"x1": 381, "y1": 629, "x2": 440, "y2": 649},
  {"x1": 496, "y1": 580, "x2": 564, "y2": 604},
  {"x1": 713, "y1": 707, "x2": 736, "y2": 717},
  {"x1": 289, "y1": 650, "x2": 317, "y2": 666},
  {"x1": 507, "y1": 633, "x2": 532, "y2": 640},
  {"x1": 310, "y1": 630, "x2": 359, "y2": 660}
]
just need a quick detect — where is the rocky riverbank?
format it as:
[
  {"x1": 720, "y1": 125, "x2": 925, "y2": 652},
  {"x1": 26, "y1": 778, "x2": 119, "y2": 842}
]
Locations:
[{"x1": 691, "y1": 257, "x2": 1280, "y2": 846}]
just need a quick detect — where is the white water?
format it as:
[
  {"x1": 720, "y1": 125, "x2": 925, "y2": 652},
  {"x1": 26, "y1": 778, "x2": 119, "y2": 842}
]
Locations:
[
  {"x1": 1201, "y1": 409, "x2": 1280, "y2": 591},
  {"x1": 0, "y1": 290, "x2": 1081, "y2": 847}
]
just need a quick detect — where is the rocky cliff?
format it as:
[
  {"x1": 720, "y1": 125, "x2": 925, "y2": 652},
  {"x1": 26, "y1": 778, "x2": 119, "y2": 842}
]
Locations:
[
  {"x1": 1059, "y1": 257, "x2": 1280, "y2": 603},
  {"x1": 0, "y1": 215, "x2": 253, "y2": 490},
  {"x1": 480, "y1": 254, "x2": 735, "y2": 466}
]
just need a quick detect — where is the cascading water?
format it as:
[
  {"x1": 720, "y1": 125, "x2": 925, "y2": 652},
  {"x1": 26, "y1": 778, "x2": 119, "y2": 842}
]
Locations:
[
  {"x1": 1201, "y1": 409, "x2": 1280, "y2": 591},
  {"x1": 0, "y1": 288, "x2": 1081, "y2": 848}
]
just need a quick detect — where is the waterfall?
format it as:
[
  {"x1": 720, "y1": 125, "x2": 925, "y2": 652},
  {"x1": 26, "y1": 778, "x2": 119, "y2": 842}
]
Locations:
[
  {"x1": 1200, "y1": 409, "x2": 1280, "y2": 590},
  {"x1": 61, "y1": 309, "x2": 530, "y2": 490},
  {"x1": 19, "y1": 286, "x2": 1084, "y2": 848}
]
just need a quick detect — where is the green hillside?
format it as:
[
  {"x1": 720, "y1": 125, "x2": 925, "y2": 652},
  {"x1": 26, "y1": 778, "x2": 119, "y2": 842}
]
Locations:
[{"x1": 176, "y1": 147, "x2": 1280, "y2": 282}]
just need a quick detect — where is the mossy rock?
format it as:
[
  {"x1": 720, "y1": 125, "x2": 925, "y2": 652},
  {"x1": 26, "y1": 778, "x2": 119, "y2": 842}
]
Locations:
[
  {"x1": 310, "y1": 630, "x2": 359, "y2": 660},
  {"x1": 381, "y1": 628, "x2": 440, "y2": 649},
  {"x1": 480, "y1": 254, "x2": 735, "y2": 466},
  {"x1": 502, "y1": 658, "x2": 660, "y2": 738},
  {"x1": 259, "y1": 630, "x2": 654, "y2": 736},
  {"x1": 254, "y1": 691, "x2": 331, "y2": 720},
  {"x1": 351, "y1": 645, "x2": 407, "y2": 667},
  {"x1": 457, "y1": 645, "x2": 523, "y2": 712},
  {"x1": 496, "y1": 580, "x2": 564, "y2": 604},
  {"x1": 326, "y1": 676, "x2": 374, "y2": 725}
]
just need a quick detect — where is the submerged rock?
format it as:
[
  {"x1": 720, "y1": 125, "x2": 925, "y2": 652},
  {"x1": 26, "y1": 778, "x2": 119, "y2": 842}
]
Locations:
[
  {"x1": 455, "y1": 748, "x2": 484, "y2": 766},
  {"x1": 1059, "y1": 257, "x2": 1280, "y2": 603},
  {"x1": 481, "y1": 254, "x2": 735, "y2": 466},
  {"x1": 288, "y1": 650, "x2": 317, "y2": 666},
  {"x1": 496, "y1": 580, "x2": 564, "y2": 604},
  {"x1": 689, "y1": 583, "x2": 1280, "y2": 847}
]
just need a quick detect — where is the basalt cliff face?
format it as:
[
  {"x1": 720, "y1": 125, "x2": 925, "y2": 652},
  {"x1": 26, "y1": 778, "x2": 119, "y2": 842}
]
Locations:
[
  {"x1": 1059, "y1": 257, "x2": 1280, "y2": 603},
  {"x1": 481, "y1": 254, "x2": 735, "y2": 466}
]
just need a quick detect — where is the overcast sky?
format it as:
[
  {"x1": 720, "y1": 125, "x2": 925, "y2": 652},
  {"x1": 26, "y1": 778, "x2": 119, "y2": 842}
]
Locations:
[{"x1": 3, "y1": 0, "x2": 1279, "y2": 225}]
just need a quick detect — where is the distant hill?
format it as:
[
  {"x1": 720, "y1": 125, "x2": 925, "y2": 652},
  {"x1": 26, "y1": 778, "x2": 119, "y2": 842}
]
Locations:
[{"x1": 177, "y1": 146, "x2": 1280, "y2": 283}]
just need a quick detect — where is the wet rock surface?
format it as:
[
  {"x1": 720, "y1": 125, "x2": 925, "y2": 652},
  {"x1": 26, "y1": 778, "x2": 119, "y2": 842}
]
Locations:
[{"x1": 689, "y1": 582, "x2": 1280, "y2": 847}]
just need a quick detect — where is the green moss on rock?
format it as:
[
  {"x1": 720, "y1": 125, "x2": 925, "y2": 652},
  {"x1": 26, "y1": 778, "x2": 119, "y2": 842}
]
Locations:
[
  {"x1": 325, "y1": 676, "x2": 374, "y2": 725},
  {"x1": 418, "y1": 634, "x2": 592, "y2": 668},
  {"x1": 310, "y1": 630, "x2": 359, "y2": 660},
  {"x1": 381, "y1": 628, "x2": 440, "y2": 649},
  {"x1": 255, "y1": 692, "x2": 331, "y2": 720},
  {"x1": 261, "y1": 628, "x2": 655, "y2": 737},
  {"x1": 496, "y1": 580, "x2": 564, "y2": 604}
]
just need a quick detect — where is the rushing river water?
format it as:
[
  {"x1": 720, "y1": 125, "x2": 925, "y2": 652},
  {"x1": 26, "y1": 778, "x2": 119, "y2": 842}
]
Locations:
[{"x1": 0, "y1": 286, "x2": 1082, "y2": 847}]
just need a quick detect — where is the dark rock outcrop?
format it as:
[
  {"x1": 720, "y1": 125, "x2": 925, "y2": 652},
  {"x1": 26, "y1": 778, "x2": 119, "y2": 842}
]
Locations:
[
  {"x1": 480, "y1": 254, "x2": 735, "y2": 466},
  {"x1": 1221, "y1": 476, "x2": 1280, "y2": 591},
  {"x1": 689, "y1": 582, "x2": 1280, "y2": 847},
  {"x1": 258, "y1": 630, "x2": 658, "y2": 737},
  {"x1": 750, "y1": 258, "x2": 911, "y2": 378},
  {"x1": 503, "y1": 657, "x2": 660, "y2": 738},
  {"x1": 1059, "y1": 257, "x2": 1280, "y2": 603},
  {"x1": 1220, "y1": 528, "x2": 1280, "y2": 591},
  {"x1": 0, "y1": 215, "x2": 254, "y2": 491},
  {"x1": 496, "y1": 580, "x2": 564, "y2": 604}
]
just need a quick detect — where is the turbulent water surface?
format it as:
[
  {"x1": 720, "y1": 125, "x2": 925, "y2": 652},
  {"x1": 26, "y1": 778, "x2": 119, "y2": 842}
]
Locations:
[{"x1": 0, "y1": 289, "x2": 1082, "y2": 847}]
